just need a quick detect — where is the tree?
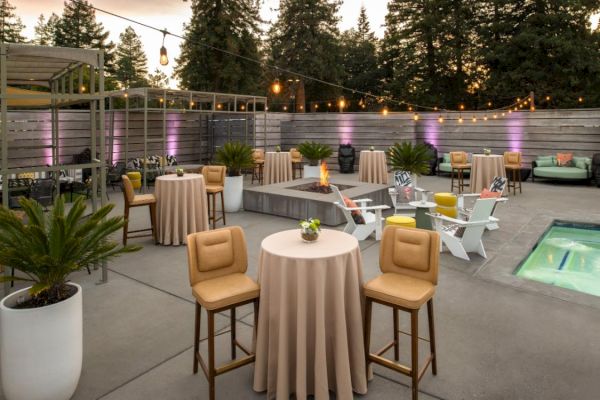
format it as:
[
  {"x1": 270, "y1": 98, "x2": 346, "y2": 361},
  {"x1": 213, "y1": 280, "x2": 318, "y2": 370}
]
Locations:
[
  {"x1": 341, "y1": 6, "x2": 381, "y2": 110},
  {"x1": 33, "y1": 13, "x2": 59, "y2": 46},
  {"x1": 114, "y1": 26, "x2": 148, "y2": 88},
  {"x1": 174, "y1": 0, "x2": 263, "y2": 94},
  {"x1": 148, "y1": 68, "x2": 169, "y2": 88},
  {"x1": 480, "y1": 0, "x2": 600, "y2": 108},
  {"x1": 267, "y1": 0, "x2": 344, "y2": 107},
  {"x1": 54, "y1": 0, "x2": 115, "y2": 74},
  {"x1": 0, "y1": 0, "x2": 26, "y2": 43}
]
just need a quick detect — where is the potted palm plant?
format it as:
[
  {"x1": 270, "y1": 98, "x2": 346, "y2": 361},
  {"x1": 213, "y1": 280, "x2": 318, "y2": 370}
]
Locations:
[
  {"x1": 215, "y1": 141, "x2": 254, "y2": 212},
  {"x1": 0, "y1": 196, "x2": 140, "y2": 400},
  {"x1": 387, "y1": 141, "x2": 434, "y2": 189},
  {"x1": 297, "y1": 141, "x2": 333, "y2": 178}
]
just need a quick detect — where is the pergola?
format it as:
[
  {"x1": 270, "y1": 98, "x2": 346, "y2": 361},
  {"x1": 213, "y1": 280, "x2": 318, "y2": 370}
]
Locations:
[
  {"x1": 0, "y1": 43, "x2": 107, "y2": 282},
  {"x1": 105, "y1": 88, "x2": 268, "y2": 190}
]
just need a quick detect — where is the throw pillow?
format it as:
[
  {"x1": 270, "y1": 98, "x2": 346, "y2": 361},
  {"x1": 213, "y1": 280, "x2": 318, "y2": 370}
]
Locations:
[
  {"x1": 343, "y1": 196, "x2": 365, "y2": 225},
  {"x1": 556, "y1": 153, "x2": 573, "y2": 167},
  {"x1": 535, "y1": 156, "x2": 554, "y2": 167},
  {"x1": 573, "y1": 156, "x2": 589, "y2": 170},
  {"x1": 443, "y1": 153, "x2": 451, "y2": 164},
  {"x1": 480, "y1": 188, "x2": 501, "y2": 199}
]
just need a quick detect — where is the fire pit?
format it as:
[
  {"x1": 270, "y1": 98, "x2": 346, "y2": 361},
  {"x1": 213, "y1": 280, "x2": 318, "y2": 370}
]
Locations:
[{"x1": 288, "y1": 161, "x2": 354, "y2": 194}]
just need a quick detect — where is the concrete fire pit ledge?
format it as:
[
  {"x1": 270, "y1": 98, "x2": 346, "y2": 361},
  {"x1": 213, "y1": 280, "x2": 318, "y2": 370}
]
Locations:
[{"x1": 243, "y1": 177, "x2": 392, "y2": 226}]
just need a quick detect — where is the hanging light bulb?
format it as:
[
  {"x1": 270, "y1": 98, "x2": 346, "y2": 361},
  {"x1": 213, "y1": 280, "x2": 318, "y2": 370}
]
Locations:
[
  {"x1": 315, "y1": 104, "x2": 319, "y2": 109},
  {"x1": 508, "y1": 109, "x2": 512, "y2": 114},
  {"x1": 501, "y1": 112, "x2": 506, "y2": 116},
  {"x1": 408, "y1": 106, "x2": 413, "y2": 111},
  {"x1": 382, "y1": 106, "x2": 389, "y2": 116},
  {"x1": 487, "y1": 101, "x2": 492, "y2": 107},
  {"x1": 283, "y1": 105, "x2": 288, "y2": 111},
  {"x1": 124, "y1": 91, "x2": 128, "y2": 98},
  {"x1": 271, "y1": 79, "x2": 282, "y2": 94},
  {"x1": 493, "y1": 114, "x2": 498, "y2": 119},
  {"x1": 327, "y1": 102, "x2": 332, "y2": 108},
  {"x1": 545, "y1": 96, "x2": 551, "y2": 101},
  {"x1": 338, "y1": 97, "x2": 346, "y2": 110},
  {"x1": 434, "y1": 106, "x2": 438, "y2": 111},
  {"x1": 217, "y1": 103, "x2": 222, "y2": 110},
  {"x1": 483, "y1": 115, "x2": 488, "y2": 121},
  {"x1": 240, "y1": 104, "x2": 245, "y2": 111},
  {"x1": 159, "y1": 30, "x2": 169, "y2": 66},
  {"x1": 578, "y1": 96, "x2": 584, "y2": 103},
  {"x1": 459, "y1": 104, "x2": 465, "y2": 111},
  {"x1": 438, "y1": 114, "x2": 444, "y2": 124},
  {"x1": 458, "y1": 114, "x2": 463, "y2": 123},
  {"x1": 472, "y1": 116, "x2": 477, "y2": 123},
  {"x1": 413, "y1": 112, "x2": 419, "y2": 121},
  {"x1": 530, "y1": 105, "x2": 536, "y2": 112}
]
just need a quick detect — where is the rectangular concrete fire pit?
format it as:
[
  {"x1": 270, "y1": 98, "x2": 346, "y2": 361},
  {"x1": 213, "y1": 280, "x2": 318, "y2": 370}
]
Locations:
[{"x1": 243, "y1": 177, "x2": 392, "y2": 226}]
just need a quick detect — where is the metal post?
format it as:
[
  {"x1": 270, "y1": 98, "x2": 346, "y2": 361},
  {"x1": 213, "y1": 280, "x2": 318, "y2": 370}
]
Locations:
[
  {"x1": 163, "y1": 89, "x2": 167, "y2": 160},
  {"x1": 1, "y1": 44, "x2": 8, "y2": 294},
  {"x1": 98, "y1": 53, "x2": 107, "y2": 284},
  {"x1": 125, "y1": 94, "x2": 129, "y2": 165},
  {"x1": 143, "y1": 89, "x2": 148, "y2": 192},
  {"x1": 90, "y1": 64, "x2": 97, "y2": 213}
]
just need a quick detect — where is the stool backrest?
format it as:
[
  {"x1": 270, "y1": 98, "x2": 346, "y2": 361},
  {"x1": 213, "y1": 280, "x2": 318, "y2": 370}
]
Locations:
[
  {"x1": 450, "y1": 151, "x2": 467, "y2": 165},
  {"x1": 380, "y1": 226, "x2": 440, "y2": 285},
  {"x1": 186, "y1": 226, "x2": 248, "y2": 285},
  {"x1": 503, "y1": 151, "x2": 521, "y2": 166},
  {"x1": 290, "y1": 148, "x2": 302, "y2": 162},
  {"x1": 253, "y1": 149, "x2": 265, "y2": 161},
  {"x1": 202, "y1": 165, "x2": 226, "y2": 186},
  {"x1": 121, "y1": 175, "x2": 135, "y2": 204}
]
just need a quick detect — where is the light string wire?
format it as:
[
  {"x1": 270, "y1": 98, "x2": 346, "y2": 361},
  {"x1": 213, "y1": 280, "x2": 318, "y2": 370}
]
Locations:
[{"x1": 72, "y1": 0, "x2": 534, "y2": 114}]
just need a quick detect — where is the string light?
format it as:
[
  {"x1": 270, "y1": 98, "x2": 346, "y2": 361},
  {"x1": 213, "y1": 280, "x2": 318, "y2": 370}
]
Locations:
[
  {"x1": 438, "y1": 115, "x2": 444, "y2": 124},
  {"x1": 487, "y1": 101, "x2": 492, "y2": 107},
  {"x1": 578, "y1": 97, "x2": 584, "y2": 103},
  {"x1": 217, "y1": 103, "x2": 222, "y2": 110},
  {"x1": 434, "y1": 107, "x2": 438, "y2": 111},
  {"x1": 159, "y1": 97, "x2": 164, "y2": 103},
  {"x1": 408, "y1": 106, "x2": 413, "y2": 111},
  {"x1": 483, "y1": 115, "x2": 488, "y2": 121},
  {"x1": 382, "y1": 106, "x2": 389, "y2": 116},
  {"x1": 508, "y1": 110, "x2": 512, "y2": 114},
  {"x1": 545, "y1": 96, "x2": 551, "y2": 101},
  {"x1": 283, "y1": 105, "x2": 288, "y2": 111},
  {"x1": 502, "y1": 112, "x2": 505, "y2": 116},
  {"x1": 458, "y1": 114, "x2": 464, "y2": 123},
  {"x1": 315, "y1": 104, "x2": 319, "y2": 109},
  {"x1": 240, "y1": 104, "x2": 245, "y2": 111},
  {"x1": 327, "y1": 102, "x2": 332, "y2": 108},
  {"x1": 493, "y1": 114, "x2": 497, "y2": 119},
  {"x1": 459, "y1": 104, "x2": 465, "y2": 111},
  {"x1": 299, "y1": 105, "x2": 304, "y2": 110},
  {"x1": 338, "y1": 97, "x2": 346, "y2": 110},
  {"x1": 271, "y1": 79, "x2": 281, "y2": 94},
  {"x1": 123, "y1": 91, "x2": 128, "y2": 98},
  {"x1": 80, "y1": 85, "x2": 86, "y2": 92},
  {"x1": 159, "y1": 29, "x2": 169, "y2": 66},
  {"x1": 413, "y1": 112, "x2": 419, "y2": 121},
  {"x1": 472, "y1": 116, "x2": 477, "y2": 123}
]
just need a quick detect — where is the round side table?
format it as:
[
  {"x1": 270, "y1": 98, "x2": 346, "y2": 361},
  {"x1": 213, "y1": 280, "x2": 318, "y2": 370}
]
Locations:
[{"x1": 409, "y1": 201, "x2": 437, "y2": 230}]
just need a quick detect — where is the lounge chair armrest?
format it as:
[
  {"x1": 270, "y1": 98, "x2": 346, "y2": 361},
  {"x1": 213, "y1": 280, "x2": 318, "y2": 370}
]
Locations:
[
  {"x1": 334, "y1": 202, "x2": 389, "y2": 211},
  {"x1": 426, "y1": 213, "x2": 469, "y2": 225},
  {"x1": 353, "y1": 198, "x2": 373, "y2": 204}
]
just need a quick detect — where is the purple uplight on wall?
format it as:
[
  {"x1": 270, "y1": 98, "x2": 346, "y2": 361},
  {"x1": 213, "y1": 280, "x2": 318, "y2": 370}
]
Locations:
[
  {"x1": 43, "y1": 112, "x2": 53, "y2": 165},
  {"x1": 337, "y1": 114, "x2": 353, "y2": 144},
  {"x1": 506, "y1": 112, "x2": 524, "y2": 153},
  {"x1": 423, "y1": 116, "x2": 439, "y2": 147},
  {"x1": 166, "y1": 113, "x2": 180, "y2": 156}
]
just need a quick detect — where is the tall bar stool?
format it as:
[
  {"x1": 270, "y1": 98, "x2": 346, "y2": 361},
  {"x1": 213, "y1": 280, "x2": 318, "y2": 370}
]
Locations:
[
  {"x1": 290, "y1": 147, "x2": 303, "y2": 179},
  {"x1": 121, "y1": 175, "x2": 157, "y2": 245},
  {"x1": 504, "y1": 151, "x2": 522, "y2": 195},
  {"x1": 364, "y1": 226, "x2": 440, "y2": 400},
  {"x1": 450, "y1": 151, "x2": 470, "y2": 194},
  {"x1": 187, "y1": 226, "x2": 260, "y2": 400},
  {"x1": 202, "y1": 165, "x2": 226, "y2": 229},
  {"x1": 251, "y1": 149, "x2": 264, "y2": 184}
]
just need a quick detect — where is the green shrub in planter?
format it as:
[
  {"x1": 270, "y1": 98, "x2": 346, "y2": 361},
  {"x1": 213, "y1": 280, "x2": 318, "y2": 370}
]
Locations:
[{"x1": 297, "y1": 141, "x2": 333, "y2": 166}]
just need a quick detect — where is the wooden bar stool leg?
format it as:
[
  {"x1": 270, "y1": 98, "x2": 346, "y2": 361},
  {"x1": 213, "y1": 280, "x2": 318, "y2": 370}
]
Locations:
[
  {"x1": 220, "y1": 191, "x2": 226, "y2": 225},
  {"x1": 364, "y1": 298, "x2": 373, "y2": 375},
  {"x1": 230, "y1": 307, "x2": 236, "y2": 360},
  {"x1": 149, "y1": 203, "x2": 157, "y2": 243},
  {"x1": 393, "y1": 307, "x2": 400, "y2": 361},
  {"x1": 253, "y1": 299, "x2": 260, "y2": 330},
  {"x1": 211, "y1": 193, "x2": 216, "y2": 229},
  {"x1": 427, "y1": 299, "x2": 437, "y2": 375},
  {"x1": 122, "y1": 205, "x2": 130, "y2": 245},
  {"x1": 450, "y1": 168, "x2": 455, "y2": 192},
  {"x1": 193, "y1": 302, "x2": 201, "y2": 374},
  {"x1": 411, "y1": 309, "x2": 419, "y2": 400},
  {"x1": 208, "y1": 310, "x2": 216, "y2": 400}
]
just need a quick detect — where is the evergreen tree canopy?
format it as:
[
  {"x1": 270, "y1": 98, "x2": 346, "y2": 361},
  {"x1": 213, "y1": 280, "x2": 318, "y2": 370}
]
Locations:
[
  {"x1": 148, "y1": 68, "x2": 170, "y2": 88},
  {"x1": 0, "y1": 0, "x2": 26, "y2": 43},
  {"x1": 54, "y1": 0, "x2": 115, "y2": 74},
  {"x1": 341, "y1": 6, "x2": 381, "y2": 110},
  {"x1": 174, "y1": 0, "x2": 263, "y2": 94},
  {"x1": 33, "y1": 13, "x2": 59, "y2": 46},
  {"x1": 114, "y1": 26, "x2": 148, "y2": 88},
  {"x1": 267, "y1": 0, "x2": 343, "y2": 104}
]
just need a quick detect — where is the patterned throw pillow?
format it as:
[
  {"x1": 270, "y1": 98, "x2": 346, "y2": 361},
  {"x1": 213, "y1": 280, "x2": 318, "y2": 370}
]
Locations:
[
  {"x1": 394, "y1": 171, "x2": 412, "y2": 187},
  {"x1": 166, "y1": 155, "x2": 177, "y2": 166},
  {"x1": 556, "y1": 153, "x2": 573, "y2": 167},
  {"x1": 489, "y1": 176, "x2": 507, "y2": 193},
  {"x1": 343, "y1": 196, "x2": 365, "y2": 225},
  {"x1": 480, "y1": 188, "x2": 501, "y2": 199}
]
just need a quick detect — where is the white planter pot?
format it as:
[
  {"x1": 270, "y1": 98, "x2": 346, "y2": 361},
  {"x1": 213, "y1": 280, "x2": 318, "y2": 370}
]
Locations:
[
  {"x1": 0, "y1": 283, "x2": 82, "y2": 400},
  {"x1": 224, "y1": 175, "x2": 244, "y2": 212},
  {"x1": 304, "y1": 165, "x2": 321, "y2": 178}
]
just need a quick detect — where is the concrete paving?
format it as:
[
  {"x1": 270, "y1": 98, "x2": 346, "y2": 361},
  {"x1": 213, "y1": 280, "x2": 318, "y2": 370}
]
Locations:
[{"x1": 2, "y1": 172, "x2": 599, "y2": 399}]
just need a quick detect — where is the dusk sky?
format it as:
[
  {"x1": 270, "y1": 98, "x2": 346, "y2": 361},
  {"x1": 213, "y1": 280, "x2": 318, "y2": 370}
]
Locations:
[
  {"x1": 12, "y1": 1, "x2": 600, "y2": 88},
  {"x1": 13, "y1": 0, "x2": 392, "y2": 87}
]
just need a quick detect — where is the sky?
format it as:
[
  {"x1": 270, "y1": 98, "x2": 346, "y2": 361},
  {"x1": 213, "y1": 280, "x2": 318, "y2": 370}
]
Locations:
[
  {"x1": 13, "y1": 0, "x2": 390, "y2": 87},
  {"x1": 12, "y1": 1, "x2": 600, "y2": 88}
]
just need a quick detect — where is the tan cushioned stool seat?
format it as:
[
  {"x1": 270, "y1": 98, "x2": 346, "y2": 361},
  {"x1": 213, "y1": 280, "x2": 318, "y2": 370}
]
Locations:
[
  {"x1": 192, "y1": 273, "x2": 259, "y2": 311},
  {"x1": 364, "y1": 272, "x2": 435, "y2": 309},
  {"x1": 386, "y1": 216, "x2": 416, "y2": 228},
  {"x1": 434, "y1": 192, "x2": 457, "y2": 207},
  {"x1": 130, "y1": 193, "x2": 156, "y2": 206},
  {"x1": 205, "y1": 184, "x2": 224, "y2": 193},
  {"x1": 452, "y1": 163, "x2": 471, "y2": 169}
]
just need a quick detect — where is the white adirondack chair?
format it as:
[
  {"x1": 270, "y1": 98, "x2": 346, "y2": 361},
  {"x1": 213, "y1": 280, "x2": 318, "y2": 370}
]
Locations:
[
  {"x1": 428, "y1": 197, "x2": 496, "y2": 261},
  {"x1": 388, "y1": 170, "x2": 427, "y2": 215},
  {"x1": 331, "y1": 184, "x2": 390, "y2": 241},
  {"x1": 457, "y1": 176, "x2": 508, "y2": 231}
]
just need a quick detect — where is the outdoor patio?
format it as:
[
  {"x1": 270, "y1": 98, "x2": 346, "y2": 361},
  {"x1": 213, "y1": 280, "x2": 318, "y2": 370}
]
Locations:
[{"x1": 2, "y1": 172, "x2": 598, "y2": 400}]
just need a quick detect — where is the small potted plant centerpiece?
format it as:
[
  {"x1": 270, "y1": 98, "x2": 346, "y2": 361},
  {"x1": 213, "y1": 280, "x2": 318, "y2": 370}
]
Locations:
[
  {"x1": 299, "y1": 217, "x2": 321, "y2": 242},
  {"x1": 298, "y1": 141, "x2": 333, "y2": 178},
  {"x1": 215, "y1": 141, "x2": 254, "y2": 212},
  {"x1": 387, "y1": 141, "x2": 434, "y2": 189},
  {"x1": 176, "y1": 167, "x2": 184, "y2": 176},
  {"x1": 483, "y1": 148, "x2": 492, "y2": 156},
  {"x1": 0, "y1": 196, "x2": 140, "y2": 400}
]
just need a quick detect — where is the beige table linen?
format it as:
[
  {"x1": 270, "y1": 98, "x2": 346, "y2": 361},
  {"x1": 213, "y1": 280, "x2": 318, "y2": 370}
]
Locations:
[
  {"x1": 358, "y1": 150, "x2": 389, "y2": 184},
  {"x1": 253, "y1": 229, "x2": 368, "y2": 400},
  {"x1": 155, "y1": 174, "x2": 209, "y2": 245},
  {"x1": 469, "y1": 154, "x2": 506, "y2": 193},
  {"x1": 263, "y1": 152, "x2": 293, "y2": 185}
]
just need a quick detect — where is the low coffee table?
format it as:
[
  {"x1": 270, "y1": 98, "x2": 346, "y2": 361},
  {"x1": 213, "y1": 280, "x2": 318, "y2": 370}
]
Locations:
[{"x1": 409, "y1": 201, "x2": 437, "y2": 230}]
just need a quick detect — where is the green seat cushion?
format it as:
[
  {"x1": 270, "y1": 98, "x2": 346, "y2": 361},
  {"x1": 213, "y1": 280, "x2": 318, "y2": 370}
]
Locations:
[
  {"x1": 533, "y1": 167, "x2": 588, "y2": 180},
  {"x1": 442, "y1": 153, "x2": 451, "y2": 163},
  {"x1": 439, "y1": 162, "x2": 452, "y2": 173},
  {"x1": 536, "y1": 156, "x2": 556, "y2": 167}
]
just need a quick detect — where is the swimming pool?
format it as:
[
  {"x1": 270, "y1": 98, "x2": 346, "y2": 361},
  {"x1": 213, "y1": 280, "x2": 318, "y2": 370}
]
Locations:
[{"x1": 515, "y1": 221, "x2": 600, "y2": 297}]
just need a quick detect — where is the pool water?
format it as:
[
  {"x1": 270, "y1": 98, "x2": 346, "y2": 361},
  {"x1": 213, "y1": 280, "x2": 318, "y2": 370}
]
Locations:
[{"x1": 515, "y1": 221, "x2": 600, "y2": 297}]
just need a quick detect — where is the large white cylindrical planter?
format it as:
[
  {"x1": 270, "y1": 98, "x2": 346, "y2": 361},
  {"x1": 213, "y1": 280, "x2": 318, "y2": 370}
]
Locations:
[
  {"x1": 223, "y1": 175, "x2": 244, "y2": 212},
  {"x1": 304, "y1": 165, "x2": 321, "y2": 178},
  {"x1": 0, "y1": 283, "x2": 82, "y2": 400}
]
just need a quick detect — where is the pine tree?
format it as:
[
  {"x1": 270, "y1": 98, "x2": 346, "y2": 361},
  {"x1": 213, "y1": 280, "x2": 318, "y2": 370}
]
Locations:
[
  {"x1": 148, "y1": 68, "x2": 170, "y2": 88},
  {"x1": 0, "y1": 0, "x2": 26, "y2": 43},
  {"x1": 267, "y1": 0, "x2": 344, "y2": 106},
  {"x1": 54, "y1": 0, "x2": 115, "y2": 74},
  {"x1": 114, "y1": 26, "x2": 148, "y2": 88},
  {"x1": 341, "y1": 6, "x2": 381, "y2": 110},
  {"x1": 33, "y1": 13, "x2": 59, "y2": 46},
  {"x1": 174, "y1": 0, "x2": 263, "y2": 94}
]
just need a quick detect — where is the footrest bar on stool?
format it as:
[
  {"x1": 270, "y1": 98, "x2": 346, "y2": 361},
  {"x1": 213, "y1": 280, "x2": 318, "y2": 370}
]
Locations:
[
  {"x1": 234, "y1": 340, "x2": 252, "y2": 356},
  {"x1": 215, "y1": 354, "x2": 255, "y2": 376},
  {"x1": 369, "y1": 354, "x2": 411, "y2": 376},
  {"x1": 375, "y1": 340, "x2": 396, "y2": 357},
  {"x1": 417, "y1": 355, "x2": 434, "y2": 381}
]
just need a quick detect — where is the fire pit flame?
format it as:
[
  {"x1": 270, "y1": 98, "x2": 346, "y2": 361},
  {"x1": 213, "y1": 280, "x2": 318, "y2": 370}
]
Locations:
[{"x1": 320, "y1": 161, "x2": 330, "y2": 187}]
